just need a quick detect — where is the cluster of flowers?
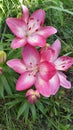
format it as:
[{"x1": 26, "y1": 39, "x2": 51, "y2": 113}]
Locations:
[{"x1": 6, "y1": 5, "x2": 73, "y2": 104}]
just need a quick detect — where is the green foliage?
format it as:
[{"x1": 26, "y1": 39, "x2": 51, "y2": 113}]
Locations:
[{"x1": 0, "y1": 0, "x2": 73, "y2": 129}]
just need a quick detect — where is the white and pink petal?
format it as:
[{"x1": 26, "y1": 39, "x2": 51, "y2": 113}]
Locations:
[
  {"x1": 27, "y1": 34, "x2": 46, "y2": 47},
  {"x1": 40, "y1": 47, "x2": 55, "y2": 62},
  {"x1": 16, "y1": 71, "x2": 36, "y2": 91},
  {"x1": 22, "y1": 5, "x2": 29, "y2": 24},
  {"x1": 35, "y1": 74, "x2": 51, "y2": 97},
  {"x1": 39, "y1": 61, "x2": 56, "y2": 81},
  {"x1": 51, "y1": 39, "x2": 61, "y2": 61},
  {"x1": 6, "y1": 18, "x2": 27, "y2": 38},
  {"x1": 58, "y1": 71, "x2": 71, "y2": 89},
  {"x1": 36, "y1": 26, "x2": 57, "y2": 38},
  {"x1": 29, "y1": 9, "x2": 45, "y2": 26},
  {"x1": 7, "y1": 59, "x2": 26, "y2": 74},
  {"x1": 11, "y1": 37, "x2": 27, "y2": 49},
  {"x1": 48, "y1": 74, "x2": 60, "y2": 95},
  {"x1": 55, "y1": 56, "x2": 73, "y2": 71},
  {"x1": 22, "y1": 44, "x2": 40, "y2": 67}
]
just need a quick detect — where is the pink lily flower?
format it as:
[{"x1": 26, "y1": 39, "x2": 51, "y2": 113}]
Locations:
[
  {"x1": 6, "y1": 5, "x2": 57, "y2": 49},
  {"x1": 0, "y1": 67, "x2": 2, "y2": 75},
  {"x1": 26, "y1": 89, "x2": 40, "y2": 104},
  {"x1": 7, "y1": 44, "x2": 56, "y2": 97},
  {"x1": 40, "y1": 39, "x2": 73, "y2": 95}
]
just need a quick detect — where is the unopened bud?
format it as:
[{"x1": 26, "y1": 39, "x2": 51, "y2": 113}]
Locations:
[
  {"x1": 0, "y1": 51, "x2": 6, "y2": 63},
  {"x1": 46, "y1": 43, "x2": 50, "y2": 47},
  {"x1": 26, "y1": 89, "x2": 40, "y2": 104},
  {"x1": 0, "y1": 67, "x2": 2, "y2": 75}
]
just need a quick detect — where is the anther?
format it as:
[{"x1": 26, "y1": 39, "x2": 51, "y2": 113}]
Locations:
[
  {"x1": 40, "y1": 22, "x2": 42, "y2": 26},
  {"x1": 35, "y1": 29, "x2": 38, "y2": 32},
  {"x1": 30, "y1": 62, "x2": 32, "y2": 65},
  {"x1": 30, "y1": 18, "x2": 34, "y2": 20},
  {"x1": 29, "y1": 27, "x2": 31, "y2": 30}
]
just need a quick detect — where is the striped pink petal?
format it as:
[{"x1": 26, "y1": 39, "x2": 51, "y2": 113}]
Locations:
[
  {"x1": 7, "y1": 59, "x2": 26, "y2": 74},
  {"x1": 35, "y1": 74, "x2": 51, "y2": 97},
  {"x1": 40, "y1": 47, "x2": 55, "y2": 62},
  {"x1": 55, "y1": 56, "x2": 73, "y2": 71},
  {"x1": 37, "y1": 26, "x2": 57, "y2": 38},
  {"x1": 22, "y1": 44, "x2": 40, "y2": 66},
  {"x1": 27, "y1": 34, "x2": 46, "y2": 47},
  {"x1": 22, "y1": 5, "x2": 29, "y2": 23},
  {"x1": 11, "y1": 37, "x2": 27, "y2": 49},
  {"x1": 39, "y1": 61, "x2": 56, "y2": 81},
  {"x1": 29, "y1": 9, "x2": 45, "y2": 26},
  {"x1": 16, "y1": 71, "x2": 36, "y2": 91},
  {"x1": 58, "y1": 71, "x2": 71, "y2": 89},
  {"x1": 51, "y1": 39, "x2": 61, "y2": 61},
  {"x1": 48, "y1": 74, "x2": 60, "y2": 95},
  {"x1": 6, "y1": 18, "x2": 27, "y2": 38}
]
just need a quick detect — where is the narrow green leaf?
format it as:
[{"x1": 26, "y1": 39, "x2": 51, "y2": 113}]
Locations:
[
  {"x1": 1, "y1": 75, "x2": 12, "y2": 95},
  {"x1": 17, "y1": 101, "x2": 29, "y2": 119},
  {"x1": 30, "y1": 104, "x2": 36, "y2": 121},
  {"x1": 6, "y1": 98, "x2": 23, "y2": 109},
  {"x1": 36, "y1": 101, "x2": 45, "y2": 114},
  {"x1": 0, "y1": 84, "x2": 4, "y2": 98},
  {"x1": 44, "y1": 6, "x2": 73, "y2": 15},
  {"x1": 24, "y1": 105, "x2": 29, "y2": 124}
]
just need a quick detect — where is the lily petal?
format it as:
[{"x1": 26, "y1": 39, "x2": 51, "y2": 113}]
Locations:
[
  {"x1": 11, "y1": 37, "x2": 27, "y2": 49},
  {"x1": 16, "y1": 71, "x2": 36, "y2": 91},
  {"x1": 6, "y1": 18, "x2": 27, "y2": 38},
  {"x1": 29, "y1": 9, "x2": 45, "y2": 26},
  {"x1": 22, "y1": 44, "x2": 40, "y2": 66},
  {"x1": 55, "y1": 56, "x2": 73, "y2": 71},
  {"x1": 27, "y1": 34, "x2": 46, "y2": 47},
  {"x1": 51, "y1": 39, "x2": 61, "y2": 61},
  {"x1": 37, "y1": 26, "x2": 57, "y2": 38},
  {"x1": 48, "y1": 74, "x2": 60, "y2": 95},
  {"x1": 22, "y1": 5, "x2": 29, "y2": 23},
  {"x1": 35, "y1": 74, "x2": 51, "y2": 97},
  {"x1": 40, "y1": 47, "x2": 55, "y2": 62},
  {"x1": 7, "y1": 59, "x2": 26, "y2": 74},
  {"x1": 39, "y1": 61, "x2": 56, "y2": 81},
  {"x1": 58, "y1": 71, "x2": 71, "y2": 89}
]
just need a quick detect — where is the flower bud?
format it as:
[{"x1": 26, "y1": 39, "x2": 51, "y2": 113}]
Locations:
[
  {"x1": 26, "y1": 89, "x2": 40, "y2": 104},
  {"x1": 0, "y1": 51, "x2": 6, "y2": 63},
  {"x1": 0, "y1": 67, "x2": 2, "y2": 75}
]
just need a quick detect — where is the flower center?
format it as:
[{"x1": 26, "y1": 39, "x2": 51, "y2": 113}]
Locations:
[
  {"x1": 26, "y1": 18, "x2": 39, "y2": 36},
  {"x1": 26, "y1": 63, "x2": 39, "y2": 77}
]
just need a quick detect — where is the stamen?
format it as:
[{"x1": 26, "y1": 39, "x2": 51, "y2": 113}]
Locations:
[
  {"x1": 36, "y1": 64, "x2": 38, "y2": 66},
  {"x1": 30, "y1": 62, "x2": 32, "y2": 65},
  {"x1": 29, "y1": 27, "x2": 31, "y2": 30},
  {"x1": 40, "y1": 22, "x2": 42, "y2": 26},
  {"x1": 35, "y1": 29, "x2": 38, "y2": 32},
  {"x1": 37, "y1": 19, "x2": 39, "y2": 22},
  {"x1": 30, "y1": 18, "x2": 34, "y2": 20},
  {"x1": 26, "y1": 68, "x2": 28, "y2": 70},
  {"x1": 29, "y1": 73, "x2": 31, "y2": 76},
  {"x1": 62, "y1": 66, "x2": 65, "y2": 68}
]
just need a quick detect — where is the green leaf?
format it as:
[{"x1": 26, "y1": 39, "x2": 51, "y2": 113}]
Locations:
[
  {"x1": 6, "y1": 98, "x2": 23, "y2": 109},
  {"x1": 0, "y1": 81, "x2": 4, "y2": 98},
  {"x1": 29, "y1": 104, "x2": 36, "y2": 121},
  {"x1": 36, "y1": 101, "x2": 45, "y2": 114},
  {"x1": 1, "y1": 75, "x2": 12, "y2": 95},
  {"x1": 17, "y1": 101, "x2": 29, "y2": 119},
  {"x1": 44, "y1": 6, "x2": 73, "y2": 15},
  {"x1": 24, "y1": 105, "x2": 29, "y2": 124}
]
